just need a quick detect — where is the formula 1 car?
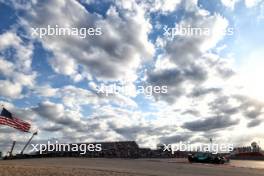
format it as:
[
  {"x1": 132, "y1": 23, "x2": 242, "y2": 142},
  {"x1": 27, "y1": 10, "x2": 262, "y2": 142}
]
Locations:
[{"x1": 188, "y1": 152, "x2": 229, "y2": 164}]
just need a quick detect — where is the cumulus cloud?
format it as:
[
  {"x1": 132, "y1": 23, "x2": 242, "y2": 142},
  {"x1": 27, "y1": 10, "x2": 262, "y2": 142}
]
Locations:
[
  {"x1": 140, "y1": 0, "x2": 182, "y2": 13},
  {"x1": 237, "y1": 96, "x2": 264, "y2": 119},
  {"x1": 18, "y1": 0, "x2": 154, "y2": 84},
  {"x1": 32, "y1": 101, "x2": 84, "y2": 129},
  {"x1": 189, "y1": 87, "x2": 222, "y2": 98},
  {"x1": 208, "y1": 96, "x2": 239, "y2": 115},
  {"x1": 147, "y1": 2, "x2": 234, "y2": 103},
  {"x1": 147, "y1": 65, "x2": 207, "y2": 103},
  {"x1": 247, "y1": 119, "x2": 262, "y2": 128},
  {"x1": 34, "y1": 84, "x2": 137, "y2": 110},
  {"x1": 0, "y1": 32, "x2": 36, "y2": 99},
  {"x1": 183, "y1": 115, "x2": 239, "y2": 131},
  {"x1": 112, "y1": 123, "x2": 177, "y2": 141},
  {"x1": 0, "y1": 32, "x2": 33, "y2": 72},
  {"x1": 159, "y1": 134, "x2": 191, "y2": 144},
  {"x1": 0, "y1": 80, "x2": 22, "y2": 98}
]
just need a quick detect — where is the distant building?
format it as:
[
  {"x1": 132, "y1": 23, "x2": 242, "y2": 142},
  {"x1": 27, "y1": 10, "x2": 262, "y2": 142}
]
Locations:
[
  {"x1": 10, "y1": 141, "x2": 210, "y2": 159},
  {"x1": 231, "y1": 142, "x2": 264, "y2": 160},
  {"x1": 36, "y1": 141, "x2": 140, "y2": 158},
  {"x1": 233, "y1": 142, "x2": 261, "y2": 154}
]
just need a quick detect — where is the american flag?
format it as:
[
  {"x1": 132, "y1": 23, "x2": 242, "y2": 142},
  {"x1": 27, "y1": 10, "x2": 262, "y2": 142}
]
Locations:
[{"x1": 0, "y1": 107, "x2": 31, "y2": 132}]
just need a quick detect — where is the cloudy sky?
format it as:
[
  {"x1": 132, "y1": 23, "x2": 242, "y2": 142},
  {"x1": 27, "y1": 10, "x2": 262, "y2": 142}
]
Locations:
[{"x1": 0, "y1": 0, "x2": 264, "y2": 153}]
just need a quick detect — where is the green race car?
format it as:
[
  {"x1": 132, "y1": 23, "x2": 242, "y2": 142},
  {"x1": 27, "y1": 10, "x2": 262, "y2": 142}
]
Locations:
[{"x1": 188, "y1": 152, "x2": 228, "y2": 164}]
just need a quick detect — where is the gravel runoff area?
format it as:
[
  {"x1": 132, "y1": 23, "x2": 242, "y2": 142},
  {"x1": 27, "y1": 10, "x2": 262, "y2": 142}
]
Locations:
[{"x1": 0, "y1": 158, "x2": 263, "y2": 176}]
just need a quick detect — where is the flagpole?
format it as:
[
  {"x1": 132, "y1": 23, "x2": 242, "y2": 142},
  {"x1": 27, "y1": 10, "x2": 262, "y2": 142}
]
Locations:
[
  {"x1": 9, "y1": 141, "x2": 16, "y2": 157},
  {"x1": 20, "y1": 131, "x2": 38, "y2": 155}
]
